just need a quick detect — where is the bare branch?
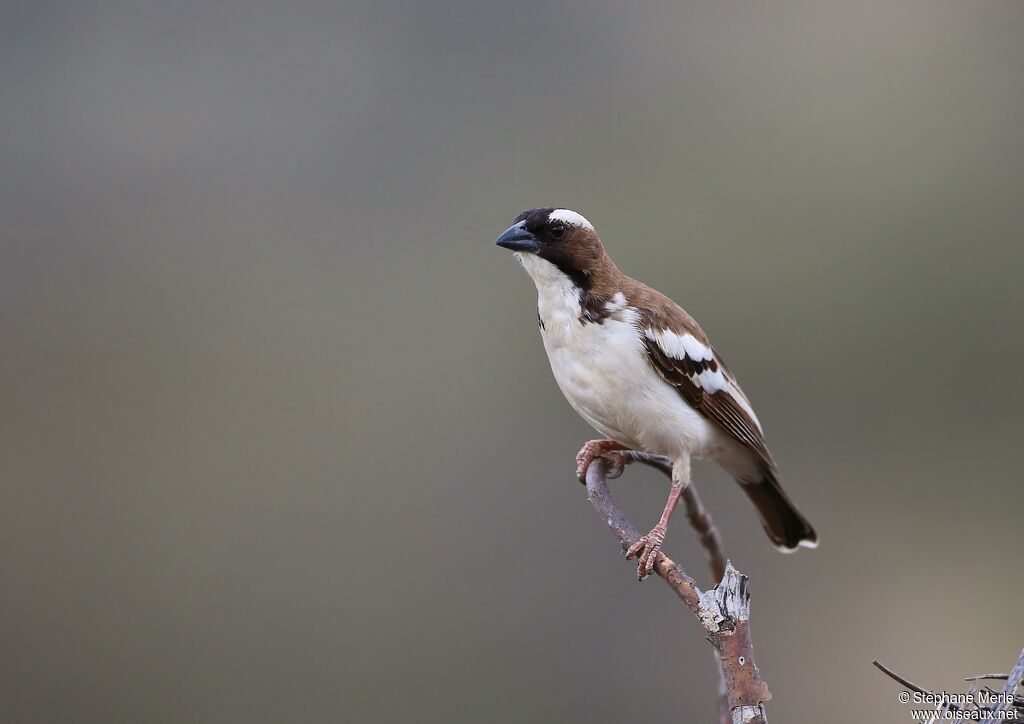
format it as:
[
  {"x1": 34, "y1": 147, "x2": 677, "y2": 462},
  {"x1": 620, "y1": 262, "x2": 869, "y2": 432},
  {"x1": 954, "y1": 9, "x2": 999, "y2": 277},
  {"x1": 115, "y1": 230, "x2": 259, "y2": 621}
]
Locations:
[
  {"x1": 872, "y1": 660, "x2": 945, "y2": 700},
  {"x1": 875, "y1": 650, "x2": 1024, "y2": 723},
  {"x1": 620, "y1": 450, "x2": 727, "y2": 583},
  {"x1": 965, "y1": 674, "x2": 1011, "y2": 682},
  {"x1": 682, "y1": 483, "x2": 728, "y2": 583},
  {"x1": 986, "y1": 649, "x2": 1024, "y2": 722},
  {"x1": 616, "y1": 449, "x2": 732, "y2": 723},
  {"x1": 584, "y1": 457, "x2": 702, "y2": 613},
  {"x1": 585, "y1": 459, "x2": 771, "y2": 723}
]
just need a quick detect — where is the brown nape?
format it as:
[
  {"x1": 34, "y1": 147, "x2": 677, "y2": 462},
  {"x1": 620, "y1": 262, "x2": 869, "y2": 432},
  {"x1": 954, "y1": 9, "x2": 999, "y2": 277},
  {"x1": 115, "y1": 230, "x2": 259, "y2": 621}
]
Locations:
[
  {"x1": 545, "y1": 226, "x2": 627, "y2": 324},
  {"x1": 533, "y1": 217, "x2": 702, "y2": 328},
  {"x1": 538, "y1": 225, "x2": 618, "y2": 293}
]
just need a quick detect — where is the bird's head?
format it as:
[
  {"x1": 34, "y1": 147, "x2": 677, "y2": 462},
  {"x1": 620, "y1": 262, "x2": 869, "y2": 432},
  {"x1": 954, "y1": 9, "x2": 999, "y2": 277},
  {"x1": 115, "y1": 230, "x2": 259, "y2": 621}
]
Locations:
[{"x1": 494, "y1": 208, "x2": 609, "y2": 290}]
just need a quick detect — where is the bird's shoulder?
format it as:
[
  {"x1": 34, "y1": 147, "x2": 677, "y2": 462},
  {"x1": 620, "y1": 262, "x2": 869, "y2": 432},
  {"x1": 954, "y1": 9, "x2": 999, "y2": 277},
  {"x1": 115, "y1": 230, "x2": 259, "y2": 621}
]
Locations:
[{"x1": 616, "y1": 277, "x2": 709, "y2": 345}]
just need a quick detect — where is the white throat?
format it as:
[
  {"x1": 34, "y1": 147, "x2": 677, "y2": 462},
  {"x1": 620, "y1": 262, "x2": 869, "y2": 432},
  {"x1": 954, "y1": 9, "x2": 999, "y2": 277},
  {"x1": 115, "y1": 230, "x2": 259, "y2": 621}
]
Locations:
[
  {"x1": 514, "y1": 250, "x2": 655, "y2": 451},
  {"x1": 516, "y1": 252, "x2": 581, "y2": 317}
]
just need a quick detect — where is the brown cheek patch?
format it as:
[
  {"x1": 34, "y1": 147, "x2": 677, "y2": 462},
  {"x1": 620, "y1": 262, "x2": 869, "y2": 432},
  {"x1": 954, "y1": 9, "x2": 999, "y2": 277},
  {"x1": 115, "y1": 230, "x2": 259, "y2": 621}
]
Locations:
[{"x1": 537, "y1": 244, "x2": 592, "y2": 291}]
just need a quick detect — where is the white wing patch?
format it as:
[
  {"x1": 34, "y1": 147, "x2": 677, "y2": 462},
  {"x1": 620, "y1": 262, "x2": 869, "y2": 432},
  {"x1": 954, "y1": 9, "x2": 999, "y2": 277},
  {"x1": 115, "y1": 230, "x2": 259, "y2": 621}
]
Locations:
[
  {"x1": 644, "y1": 327, "x2": 763, "y2": 432},
  {"x1": 548, "y1": 208, "x2": 594, "y2": 231}
]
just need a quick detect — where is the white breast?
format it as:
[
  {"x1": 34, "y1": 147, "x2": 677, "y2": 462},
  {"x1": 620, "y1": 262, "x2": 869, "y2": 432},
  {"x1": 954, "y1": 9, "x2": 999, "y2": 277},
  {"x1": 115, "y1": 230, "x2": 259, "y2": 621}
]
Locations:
[{"x1": 517, "y1": 254, "x2": 717, "y2": 458}]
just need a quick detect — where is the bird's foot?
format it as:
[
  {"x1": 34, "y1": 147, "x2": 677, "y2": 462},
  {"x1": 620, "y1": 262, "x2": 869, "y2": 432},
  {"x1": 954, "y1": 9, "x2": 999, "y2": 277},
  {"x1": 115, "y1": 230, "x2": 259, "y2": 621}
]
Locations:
[
  {"x1": 625, "y1": 525, "x2": 666, "y2": 580},
  {"x1": 575, "y1": 440, "x2": 632, "y2": 483}
]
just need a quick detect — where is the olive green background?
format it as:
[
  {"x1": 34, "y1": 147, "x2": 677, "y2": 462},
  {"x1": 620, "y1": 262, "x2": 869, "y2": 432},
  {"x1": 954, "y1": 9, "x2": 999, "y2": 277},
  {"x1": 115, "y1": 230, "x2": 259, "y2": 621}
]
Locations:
[{"x1": 2, "y1": 2, "x2": 1022, "y2": 722}]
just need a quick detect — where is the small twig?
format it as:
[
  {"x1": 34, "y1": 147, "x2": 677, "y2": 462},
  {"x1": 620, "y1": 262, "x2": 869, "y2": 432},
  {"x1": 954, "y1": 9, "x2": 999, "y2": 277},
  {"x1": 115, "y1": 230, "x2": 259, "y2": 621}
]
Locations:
[
  {"x1": 987, "y1": 649, "x2": 1024, "y2": 721},
  {"x1": 873, "y1": 660, "x2": 946, "y2": 701},
  {"x1": 965, "y1": 674, "x2": 1011, "y2": 682},
  {"x1": 618, "y1": 450, "x2": 727, "y2": 583},
  {"x1": 980, "y1": 685, "x2": 1024, "y2": 708},
  {"x1": 873, "y1": 659, "x2": 963, "y2": 716},
  {"x1": 875, "y1": 651, "x2": 1024, "y2": 723},
  {"x1": 618, "y1": 450, "x2": 730, "y2": 719},
  {"x1": 681, "y1": 484, "x2": 728, "y2": 583},
  {"x1": 585, "y1": 457, "x2": 702, "y2": 615},
  {"x1": 585, "y1": 459, "x2": 771, "y2": 724}
]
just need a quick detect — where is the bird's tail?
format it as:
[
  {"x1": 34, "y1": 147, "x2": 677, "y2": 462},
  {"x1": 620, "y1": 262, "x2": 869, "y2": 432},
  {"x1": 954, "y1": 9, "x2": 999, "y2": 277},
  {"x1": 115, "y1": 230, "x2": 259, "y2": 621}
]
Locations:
[{"x1": 740, "y1": 470, "x2": 818, "y2": 552}]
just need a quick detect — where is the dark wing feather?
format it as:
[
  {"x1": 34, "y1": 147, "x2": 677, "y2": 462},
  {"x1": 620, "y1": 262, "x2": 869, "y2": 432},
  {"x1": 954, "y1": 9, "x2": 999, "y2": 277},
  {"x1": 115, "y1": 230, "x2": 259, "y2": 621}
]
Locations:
[{"x1": 640, "y1": 321, "x2": 775, "y2": 470}]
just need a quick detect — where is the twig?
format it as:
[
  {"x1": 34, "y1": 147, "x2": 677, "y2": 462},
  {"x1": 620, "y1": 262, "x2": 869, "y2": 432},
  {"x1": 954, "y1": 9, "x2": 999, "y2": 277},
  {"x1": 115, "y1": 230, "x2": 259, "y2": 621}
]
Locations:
[
  {"x1": 875, "y1": 650, "x2": 1024, "y2": 723},
  {"x1": 620, "y1": 451, "x2": 727, "y2": 583},
  {"x1": 872, "y1": 660, "x2": 941, "y2": 700},
  {"x1": 986, "y1": 649, "x2": 1024, "y2": 722},
  {"x1": 965, "y1": 674, "x2": 1011, "y2": 682},
  {"x1": 585, "y1": 458, "x2": 771, "y2": 724},
  {"x1": 620, "y1": 450, "x2": 731, "y2": 721}
]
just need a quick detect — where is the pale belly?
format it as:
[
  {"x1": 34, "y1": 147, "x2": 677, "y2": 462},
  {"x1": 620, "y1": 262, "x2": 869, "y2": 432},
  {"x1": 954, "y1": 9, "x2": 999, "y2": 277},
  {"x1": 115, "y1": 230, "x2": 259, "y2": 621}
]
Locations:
[{"x1": 541, "y1": 313, "x2": 719, "y2": 460}]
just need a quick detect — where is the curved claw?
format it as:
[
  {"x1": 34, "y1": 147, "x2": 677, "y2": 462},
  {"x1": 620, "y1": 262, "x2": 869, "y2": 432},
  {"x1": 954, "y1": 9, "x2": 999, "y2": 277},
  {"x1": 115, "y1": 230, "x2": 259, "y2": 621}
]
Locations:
[
  {"x1": 575, "y1": 440, "x2": 632, "y2": 483},
  {"x1": 625, "y1": 526, "x2": 666, "y2": 580}
]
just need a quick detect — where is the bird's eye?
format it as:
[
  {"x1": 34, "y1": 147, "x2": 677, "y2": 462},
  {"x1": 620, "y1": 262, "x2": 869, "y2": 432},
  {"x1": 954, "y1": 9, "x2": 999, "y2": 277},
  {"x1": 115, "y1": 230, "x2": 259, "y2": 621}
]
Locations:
[{"x1": 550, "y1": 223, "x2": 566, "y2": 239}]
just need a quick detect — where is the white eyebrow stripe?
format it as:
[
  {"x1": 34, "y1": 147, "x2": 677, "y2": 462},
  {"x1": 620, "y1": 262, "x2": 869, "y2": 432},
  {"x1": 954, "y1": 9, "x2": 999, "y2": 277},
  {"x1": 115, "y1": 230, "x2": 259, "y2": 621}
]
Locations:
[{"x1": 548, "y1": 209, "x2": 594, "y2": 231}]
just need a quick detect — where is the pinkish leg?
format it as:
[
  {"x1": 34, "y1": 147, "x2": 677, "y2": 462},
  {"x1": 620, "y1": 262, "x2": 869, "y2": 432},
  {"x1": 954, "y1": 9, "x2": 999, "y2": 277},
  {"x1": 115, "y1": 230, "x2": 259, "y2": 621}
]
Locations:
[{"x1": 626, "y1": 481, "x2": 684, "y2": 580}]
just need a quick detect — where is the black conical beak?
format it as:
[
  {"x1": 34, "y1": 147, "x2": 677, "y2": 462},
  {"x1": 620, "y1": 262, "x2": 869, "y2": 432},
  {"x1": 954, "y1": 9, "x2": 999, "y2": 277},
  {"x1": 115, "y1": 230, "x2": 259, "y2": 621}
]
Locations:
[{"x1": 494, "y1": 222, "x2": 540, "y2": 253}]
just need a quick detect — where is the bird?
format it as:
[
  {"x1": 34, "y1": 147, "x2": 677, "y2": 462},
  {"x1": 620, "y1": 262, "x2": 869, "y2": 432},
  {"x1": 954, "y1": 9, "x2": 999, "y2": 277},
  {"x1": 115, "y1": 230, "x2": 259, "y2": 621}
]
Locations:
[{"x1": 495, "y1": 207, "x2": 817, "y2": 578}]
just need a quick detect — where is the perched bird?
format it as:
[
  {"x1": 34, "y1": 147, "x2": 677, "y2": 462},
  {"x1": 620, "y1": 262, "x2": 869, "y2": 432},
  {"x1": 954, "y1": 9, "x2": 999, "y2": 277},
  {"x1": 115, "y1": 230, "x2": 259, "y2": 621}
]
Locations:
[{"x1": 495, "y1": 207, "x2": 817, "y2": 578}]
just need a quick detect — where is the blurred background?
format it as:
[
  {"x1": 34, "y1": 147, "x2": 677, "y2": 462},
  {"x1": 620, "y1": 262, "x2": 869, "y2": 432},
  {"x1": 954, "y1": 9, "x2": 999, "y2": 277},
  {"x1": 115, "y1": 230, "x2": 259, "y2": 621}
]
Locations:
[{"x1": 2, "y1": 1, "x2": 1022, "y2": 722}]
